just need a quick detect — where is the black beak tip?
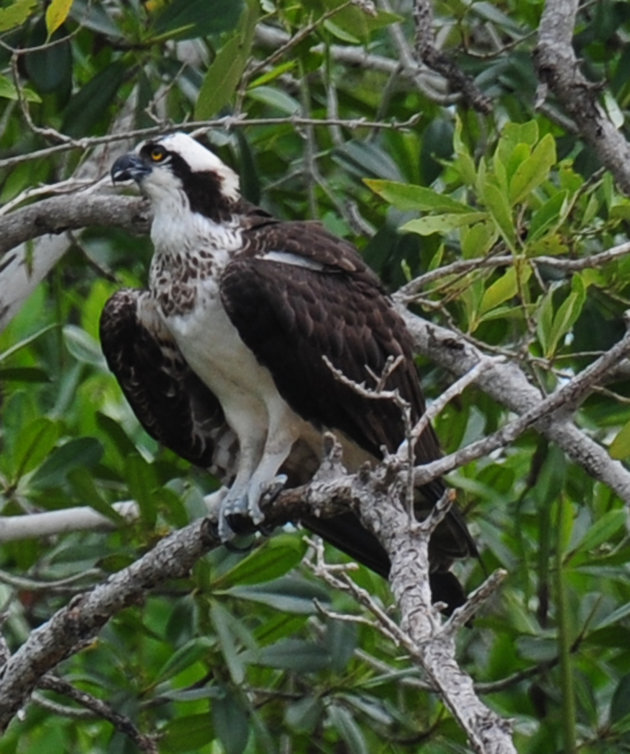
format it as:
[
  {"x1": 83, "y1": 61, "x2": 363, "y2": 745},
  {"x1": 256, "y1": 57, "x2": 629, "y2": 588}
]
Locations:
[{"x1": 111, "y1": 153, "x2": 150, "y2": 184}]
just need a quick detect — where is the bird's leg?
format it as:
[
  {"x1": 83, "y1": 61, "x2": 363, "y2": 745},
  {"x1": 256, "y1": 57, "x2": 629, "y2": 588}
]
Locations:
[
  {"x1": 240, "y1": 410, "x2": 298, "y2": 523},
  {"x1": 218, "y1": 434, "x2": 265, "y2": 540}
]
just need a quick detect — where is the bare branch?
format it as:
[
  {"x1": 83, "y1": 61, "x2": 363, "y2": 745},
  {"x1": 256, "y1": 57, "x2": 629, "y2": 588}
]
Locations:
[
  {"x1": 0, "y1": 501, "x2": 139, "y2": 543},
  {"x1": 0, "y1": 114, "x2": 422, "y2": 173},
  {"x1": 534, "y1": 0, "x2": 630, "y2": 194},
  {"x1": 38, "y1": 676, "x2": 159, "y2": 753},
  {"x1": 255, "y1": 22, "x2": 453, "y2": 103},
  {"x1": 0, "y1": 193, "x2": 149, "y2": 258},
  {"x1": 410, "y1": 0, "x2": 492, "y2": 113},
  {"x1": 398, "y1": 240, "x2": 630, "y2": 301}
]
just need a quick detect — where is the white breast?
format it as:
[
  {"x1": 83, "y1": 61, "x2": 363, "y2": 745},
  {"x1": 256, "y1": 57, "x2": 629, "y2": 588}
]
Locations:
[{"x1": 167, "y1": 279, "x2": 274, "y2": 404}]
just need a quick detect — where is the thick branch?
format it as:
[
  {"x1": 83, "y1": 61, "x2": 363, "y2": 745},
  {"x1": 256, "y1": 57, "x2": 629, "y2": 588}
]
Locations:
[
  {"x1": 0, "y1": 194, "x2": 149, "y2": 258},
  {"x1": 534, "y1": 0, "x2": 630, "y2": 194}
]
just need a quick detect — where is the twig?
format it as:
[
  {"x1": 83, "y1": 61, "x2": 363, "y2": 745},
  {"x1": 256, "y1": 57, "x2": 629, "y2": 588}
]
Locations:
[
  {"x1": 0, "y1": 114, "x2": 422, "y2": 172},
  {"x1": 410, "y1": 0, "x2": 492, "y2": 113},
  {"x1": 0, "y1": 568, "x2": 103, "y2": 592},
  {"x1": 247, "y1": 2, "x2": 357, "y2": 81},
  {"x1": 402, "y1": 358, "x2": 493, "y2": 459},
  {"x1": 398, "y1": 240, "x2": 630, "y2": 302},
  {"x1": 38, "y1": 675, "x2": 159, "y2": 753}
]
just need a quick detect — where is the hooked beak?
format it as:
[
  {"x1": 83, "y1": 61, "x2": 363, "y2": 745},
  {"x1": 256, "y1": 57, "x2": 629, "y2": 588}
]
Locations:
[{"x1": 111, "y1": 153, "x2": 152, "y2": 183}]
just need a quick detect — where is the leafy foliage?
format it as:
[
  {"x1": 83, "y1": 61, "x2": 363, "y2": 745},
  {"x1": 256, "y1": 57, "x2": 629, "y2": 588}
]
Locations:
[{"x1": 2, "y1": 0, "x2": 630, "y2": 752}]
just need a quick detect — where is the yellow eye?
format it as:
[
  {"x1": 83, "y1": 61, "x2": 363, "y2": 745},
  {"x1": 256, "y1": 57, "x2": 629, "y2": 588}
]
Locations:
[{"x1": 150, "y1": 146, "x2": 166, "y2": 162}]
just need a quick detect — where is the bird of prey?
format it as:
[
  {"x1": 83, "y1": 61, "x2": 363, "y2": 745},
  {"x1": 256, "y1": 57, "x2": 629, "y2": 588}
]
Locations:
[{"x1": 101, "y1": 132, "x2": 475, "y2": 612}]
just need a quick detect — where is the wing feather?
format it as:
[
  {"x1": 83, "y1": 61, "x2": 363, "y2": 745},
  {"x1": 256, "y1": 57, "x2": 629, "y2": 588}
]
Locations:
[{"x1": 100, "y1": 288, "x2": 238, "y2": 476}]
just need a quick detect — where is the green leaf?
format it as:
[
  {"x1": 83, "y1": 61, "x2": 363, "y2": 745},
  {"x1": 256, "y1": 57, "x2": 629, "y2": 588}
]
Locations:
[
  {"x1": 335, "y1": 142, "x2": 402, "y2": 181},
  {"x1": 95, "y1": 413, "x2": 140, "y2": 462},
  {"x1": 496, "y1": 120, "x2": 539, "y2": 166},
  {"x1": 0, "y1": 324, "x2": 56, "y2": 362},
  {"x1": 509, "y1": 133, "x2": 557, "y2": 205},
  {"x1": 285, "y1": 696, "x2": 323, "y2": 733},
  {"x1": 536, "y1": 286, "x2": 555, "y2": 357},
  {"x1": 610, "y1": 419, "x2": 630, "y2": 459},
  {"x1": 460, "y1": 220, "x2": 497, "y2": 259},
  {"x1": 482, "y1": 180, "x2": 516, "y2": 249},
  {"x1": 247, "y1": 85, "x2": 300, "y2": 114},
  {"x1": 161, "y1": 714, "x2": 215, "y2": 753},
  {"x1": 45, "y1": 0, "x2": 73, "y2": 37},
  {"x1": 252, "y1": 639, "x2": 331, "y2": 672},
  {"x1": 610, "y1": 675, "x2": 630, "y2": 724},
  {"x1": 479, "y1": 265, "x2": 530, "y2": 315},
  {"x1": 0, "y1": 0, "x2": 37, "y2": 32},
  {"x1": 250, "y1": 60, "x2": 296, "y2": 88},
  {"x1": 225, "y1": 576, "x2": 330, "y2": 614},
  {"x1": 452, "y1": 117, "x2": 477, "y2": 186},
  {"x1": 194, "y1": 0, "x2": 258, "y2": 119},
  {"x1": 153, "y1": 0, "x2": 243, "y2": 39},
  {"x1": 365, "y1": 179, "x2": 473, "y2": 213},
  {"x1": 401, "y1": 212, "x2": 487, "y2": 236},
  {"x1": 594, "y1": 601, "x2": 630, "y2": 630},
  {"x1": 213, "y1": 537, "x2": 304, "y2": 586},
  {"x1": 12, "y1": 417, "x2": 61, "y2": 481},
  {"x1": 210, "y1": 602, "x2": 246, "y2": 684},
  {"x1": 124, "y1": 454, "x2": 158, "y2": 526},
  {"x1": 63, "y1": 325, "x2": 105, "y2": 367},
  {"x1": 30, "y1": 437, "x2": 103, "y2": 489},
  {"x1": 24, "y1": 20, "x2": 72, "y2": 94},
  {"x1": 212, "y1": 690, "x2": 250, "y2": 754},
  {"x1": 570, "y1": 509, "x2": 627, "y2": 554},
  {"x1": 0, "y1": 74, "x2": 41, "y2": 103},
  {"x1": 528, "y1": 190, "x2": 569, "y2": 242},
  {"x1": 541, "y1": 276, "x2": 586, "y2": 358},
  {"x1": 327, "y1": 705, "x2": 368, "y2": 754},
  {"x1": 67, "y1": 468, "x2": 124, "y2": 524},
  {"x1": 324, "y1": 18, "x2": 360, "y2": 44},
  {"x1": 327, "y1": 620, "x2": 357, "y2": 672},
  {"x1": 153, "y1": 637, "x2": 214, "y2": 684},
  {"x1": 61, "y1": 61, "x2": 126, "y2": 137}
]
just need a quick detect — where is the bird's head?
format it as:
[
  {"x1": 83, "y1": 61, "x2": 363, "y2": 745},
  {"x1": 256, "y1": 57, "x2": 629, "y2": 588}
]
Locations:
[{"x1": 111, "y1": 132, "x2": 241, "y2": 222}]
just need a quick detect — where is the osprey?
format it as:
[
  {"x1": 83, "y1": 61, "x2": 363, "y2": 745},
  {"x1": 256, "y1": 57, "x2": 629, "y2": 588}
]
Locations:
[{"x1": 101, "y1": 132, "x2": 475, "y2": 611}]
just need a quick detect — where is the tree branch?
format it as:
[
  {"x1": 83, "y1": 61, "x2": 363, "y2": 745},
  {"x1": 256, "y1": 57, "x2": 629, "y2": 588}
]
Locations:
[
  {"x1": 0, "y1": 193, "x2": 149, "y2": 258},
  {"x1": 534, "y1": 0, "x2": 630, "y2": 194},
  {"x1": 397, "y1": 305, "x2": 630, "y2": 502},
  {"x1": 0, "y1": 517, "x2": 217, "y2": 730},
  {"x1": 38, "y1": 676, "x2": 159, "y2": 753},
  {"x1": 410, "y1": 0, "x2": 492, "y2": 113}
]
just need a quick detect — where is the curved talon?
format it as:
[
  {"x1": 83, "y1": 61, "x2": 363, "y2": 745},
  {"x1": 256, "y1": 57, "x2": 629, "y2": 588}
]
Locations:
[
  {"x1": 253, "y1": 474, "x2": 288, "y2": 521},
  {"x1": 219, "y1": 474, "x2": 289, "y2": 536},
  {"x1": 217, "y1": 512, "x2": 236, "y2": 542}
]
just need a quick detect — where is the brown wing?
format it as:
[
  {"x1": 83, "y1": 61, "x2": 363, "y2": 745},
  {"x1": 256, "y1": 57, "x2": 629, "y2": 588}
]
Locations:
[
  {"x1": 99, "y1": 288, "x2": 238, "y2": 476},
  {"x1": 222, "y1": 221, "x2": 442, "y2": 463}
]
